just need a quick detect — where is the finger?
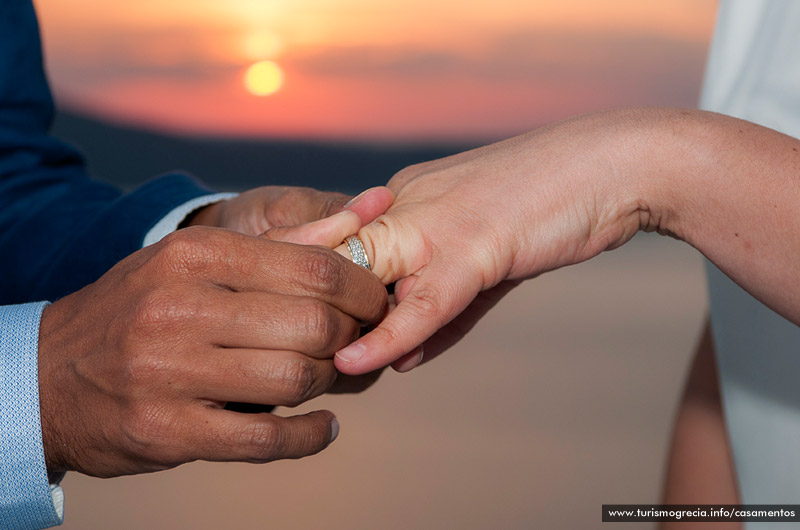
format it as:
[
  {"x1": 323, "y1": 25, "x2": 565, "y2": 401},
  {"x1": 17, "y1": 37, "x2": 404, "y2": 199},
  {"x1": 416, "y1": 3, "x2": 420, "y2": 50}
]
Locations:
[
  {"x1": 334, "y1": 263, "x2": 481, "y2": 375},
  {"x1": 260, "y1": 210, "x2": 361, "y2": 248},
  {"x1": 190, "y1": 349, "x2": 337, "y2": 406},
  {"x1": 391, "y1": 345, "x2": 424, "y2": 373},
  {"x1": 418, "y1": 281, "x2": 520, "y2": 366},
  {"x1": 390, "y1": 278, "x2": 518, "y2": 371},
  {"x1": 333, "y1": 214, "x2": 427, "y2": 285},
  {"x1": 201, "y1": 291, "x2": 360, "y2": 357},
  {"x1": 331, "y1": 186, "x2": 395, "y2": 225},
  {"x1": 389, "y1": 276, "x2": 425, "y2": 372},
  {"x1": 191, "y1": 408, "x2": 338, "y2": 463},
  {"x1": 394, "y1": 275, "x2": 418, "y2": 302},
  {"x1": 389, "y1": 282, "x2": 520, "y2": 374},
  {"x1": 265, "y1": 187, "x2": 350, "y2": 226},
  {"x1": 261, "y1": 187, "x2": 394, "y2": 247},
  {"x1": 162, "y1": 228, "x2": 387, "y2": 323}
]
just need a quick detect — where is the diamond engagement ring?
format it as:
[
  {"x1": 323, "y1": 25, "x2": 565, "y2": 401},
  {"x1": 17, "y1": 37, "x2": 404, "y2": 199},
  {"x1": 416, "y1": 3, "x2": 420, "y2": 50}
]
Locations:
[{"x1": 344, "y1": 235, "x2": 370, "y2": 271}]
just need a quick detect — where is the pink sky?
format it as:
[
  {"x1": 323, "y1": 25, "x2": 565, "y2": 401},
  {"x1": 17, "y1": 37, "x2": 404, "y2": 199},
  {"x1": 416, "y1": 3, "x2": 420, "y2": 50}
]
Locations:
[{"x1": 35, "y1": 0, "x2": 718, "y2": 142}]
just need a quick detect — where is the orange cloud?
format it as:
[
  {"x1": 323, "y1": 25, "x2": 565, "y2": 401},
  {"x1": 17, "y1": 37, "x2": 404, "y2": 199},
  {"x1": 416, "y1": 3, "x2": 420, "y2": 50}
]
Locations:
[{"x1": 37, "y1": 0, "x2": 717, "y2": 142}]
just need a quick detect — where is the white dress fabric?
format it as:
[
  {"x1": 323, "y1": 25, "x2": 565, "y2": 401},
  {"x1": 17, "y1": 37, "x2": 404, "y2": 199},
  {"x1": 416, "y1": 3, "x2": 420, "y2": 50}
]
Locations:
[{"x1": 700, "y1": 0, "x2": 800, "y2": 523}]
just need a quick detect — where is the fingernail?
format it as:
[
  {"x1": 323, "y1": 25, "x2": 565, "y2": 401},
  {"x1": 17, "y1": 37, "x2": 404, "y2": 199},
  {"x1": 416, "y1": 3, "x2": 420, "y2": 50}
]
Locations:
[
  {"x1": 309, "y1": 210, "x2": 351, "y2": 228},
  {"x1": 328, "y1": 210, "x2": 357, "y2": 223},
  {"x1": 335, "y1": 342, "x2": 366, "y2": 364},
  {"x1": 344, "y1": 188, "x2": 371, "y2": 208},
  {"x1": 329, "y1": 418, "x2": 340, "y2": 443},
  {"x1": 394, "y1": 345, "x2": 424, "y2": 373},
  {"x1": 413, "y1": 344, "x2": 424, "y2": 367}
]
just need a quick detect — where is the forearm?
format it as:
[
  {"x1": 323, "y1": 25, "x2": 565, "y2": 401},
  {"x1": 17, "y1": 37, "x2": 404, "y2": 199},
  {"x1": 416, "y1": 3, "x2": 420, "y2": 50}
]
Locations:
[
  {"x1": 614, "y1": 108, "x2": 800, "y2": 324},
  {"x1": 661, "y1": 319, "x2": 740, "y2": 523}
]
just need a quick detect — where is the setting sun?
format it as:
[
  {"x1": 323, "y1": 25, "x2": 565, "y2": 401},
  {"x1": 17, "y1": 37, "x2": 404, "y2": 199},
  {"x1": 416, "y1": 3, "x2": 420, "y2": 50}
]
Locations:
[
  {"x1": 37, "y1": 0, "x2": 717, "y2": 140},
  {"x1": 244, "y1": 60, "x2": 284, "y2": 96}
]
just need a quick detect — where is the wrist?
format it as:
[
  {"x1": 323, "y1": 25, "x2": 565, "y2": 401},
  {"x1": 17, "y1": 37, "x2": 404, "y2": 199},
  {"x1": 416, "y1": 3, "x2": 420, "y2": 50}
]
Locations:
[
  {"x1": 527, "y1": 109, "x2": 670, "y2": 264},
  {"x1": 182, "y1": 200, "x2": 225, "y2": 228},
  {"x1": 588, "y1": 108, "x2": 710, "y2": 247},
  {"x1": 617, "y1": 108, "x2": 726, "y2": 244},
  {"x1": 37, "y1": 303, "x2": 72, "y2": 479}
]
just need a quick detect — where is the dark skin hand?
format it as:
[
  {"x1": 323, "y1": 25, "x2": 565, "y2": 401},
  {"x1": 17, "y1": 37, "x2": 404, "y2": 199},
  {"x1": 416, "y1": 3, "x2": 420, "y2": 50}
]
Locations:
[
  {"x1": 187, "y1": 185, "x2": 394, "y2": 236},
  {"x1": 188, "y1": 185, "x2": 396, "y2": 393},
  {"x1": 38, "y1": 225, "x2": 388, "y2": 480}
]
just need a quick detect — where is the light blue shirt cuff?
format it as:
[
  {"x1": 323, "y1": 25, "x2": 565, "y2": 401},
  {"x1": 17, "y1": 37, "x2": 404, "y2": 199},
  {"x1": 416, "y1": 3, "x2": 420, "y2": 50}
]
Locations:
[
  {"x1": 0, "y1": 302, "x2": 63, "y2": 530},
  {"x1": 142, "y1": 192, "x2": 238, "y2": 247}
]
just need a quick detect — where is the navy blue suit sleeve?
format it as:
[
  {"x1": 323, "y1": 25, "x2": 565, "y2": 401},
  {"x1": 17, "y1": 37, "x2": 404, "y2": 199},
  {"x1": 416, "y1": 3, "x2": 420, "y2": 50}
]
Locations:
[{"x1": 0, "y1": 2, "x2": 215, "y2": 304}]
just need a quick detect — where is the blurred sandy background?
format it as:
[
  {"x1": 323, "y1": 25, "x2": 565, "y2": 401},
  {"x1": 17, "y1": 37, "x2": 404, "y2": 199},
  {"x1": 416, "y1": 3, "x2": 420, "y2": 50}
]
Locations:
[{"x1": 57, "y1": 232, "x2": 706, "y2": 529}]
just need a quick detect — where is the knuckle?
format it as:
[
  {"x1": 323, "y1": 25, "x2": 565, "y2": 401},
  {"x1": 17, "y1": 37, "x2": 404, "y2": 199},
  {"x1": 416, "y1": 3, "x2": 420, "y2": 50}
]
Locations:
[
  {"x1": 283, "y1": 358, "x2": 321, "y2": 406},
  {"x1": 133, "y1": 289, "x2": 202, "y2": 329},
  {"x1": 299, "y1": 300, "x2": 337, "y2": 354},
  {"x1": 158, "y1": 229, "x2": 199, "y2": 260},
  {"x1": 281, "y1": 187, "x2": 312, "y2": 203},
  {"x1": 132, "y1": 290, "x2": 172, "y2": 329},
  {"x1": 155, "y1": 227, "x2": 216, "y2": 273},
  {"x1": 258, "y1": 226, "x2": 284, "y2": 242},
  {"x1": 390, "y1": 163, "x2": 423, "y2": 185},
  {"x1": 121, "y1": 402, "x2": 176, "y2": 459},
  {"x1": 405, "y1": 284, "x2": 443, "y2": 320},
  {"x1": 306, "y1": 362, "x2": 338, "y2": 397},
  {"x1": 271, "y1": 187, "x2": 314, "y2": 224},
  {"x1": 124, "y1": 348, "x2": 169, "y2": 385},
  {"x1": 323, "y1": 192, "x2": 348, "y2": 212},
  {"x1": 268, "y1": 357, "x2": 326, "y2": 407},
  {"x1": 361, "y1": 281, "x2": 388, "y2": 323},
  {"x1": 294, "y1": 248, "x2": 344, "y2": 296}
]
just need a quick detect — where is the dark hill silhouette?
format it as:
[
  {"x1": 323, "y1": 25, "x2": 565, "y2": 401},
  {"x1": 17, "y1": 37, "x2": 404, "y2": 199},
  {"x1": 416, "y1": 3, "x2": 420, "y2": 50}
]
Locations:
[{"x1": 52, "y1": 112, "x2": 473, "y2": 195}]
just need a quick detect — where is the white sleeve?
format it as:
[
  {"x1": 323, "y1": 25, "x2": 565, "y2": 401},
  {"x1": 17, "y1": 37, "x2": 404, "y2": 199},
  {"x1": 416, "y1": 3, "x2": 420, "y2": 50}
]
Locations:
[{"x1": 142, "y1": 193, "x2": 238, "y2": 247}]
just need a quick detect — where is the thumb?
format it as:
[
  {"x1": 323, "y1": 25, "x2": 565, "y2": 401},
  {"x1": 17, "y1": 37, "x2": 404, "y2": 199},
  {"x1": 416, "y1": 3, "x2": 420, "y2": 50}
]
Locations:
[
  {"x1": 260, "y1": 210, "x2": 361, "y2": 248},
  {"x1": 333, "y1": 262, "x2": 480, "y2": 375},
  {"x1": 328, "y1": 186, "x2": 395, "y2": 225}
]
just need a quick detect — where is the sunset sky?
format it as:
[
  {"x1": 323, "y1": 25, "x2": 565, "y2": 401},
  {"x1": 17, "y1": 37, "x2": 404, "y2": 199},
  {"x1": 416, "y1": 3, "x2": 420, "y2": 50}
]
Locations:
[{"x1": 36, "y1": 0, "x2": 718, "y2": 142}]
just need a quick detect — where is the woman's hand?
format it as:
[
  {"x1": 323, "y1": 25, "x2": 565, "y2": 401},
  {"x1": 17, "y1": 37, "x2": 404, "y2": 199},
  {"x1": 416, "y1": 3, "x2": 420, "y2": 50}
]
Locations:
[
  {"x1": 38, "y1": 225, "x2": 388, "y2": 479},
  {"x1": 332, "y1": 110, "x2": 655, "y2": 374},
  {"x1": 333, "y1": 107, "x2": 800, "y2": 375}
]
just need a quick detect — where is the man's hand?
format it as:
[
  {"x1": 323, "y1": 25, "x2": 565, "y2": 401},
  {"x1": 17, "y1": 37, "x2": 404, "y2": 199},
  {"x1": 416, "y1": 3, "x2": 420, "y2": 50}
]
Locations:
[
  {"x1": 37, "y1": 226, "x2": 387, "y2": 479},
  {"x1": 189, "y1": 185, "x2": 395, "y2": 393},
  {"x1": 187, "y1": 185, "x2": 394, "y2": 236}
]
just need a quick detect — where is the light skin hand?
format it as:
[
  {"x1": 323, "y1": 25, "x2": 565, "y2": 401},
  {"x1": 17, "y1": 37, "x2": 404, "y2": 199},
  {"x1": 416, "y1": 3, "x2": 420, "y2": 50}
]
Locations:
[
  {"x1": 333, "y1": 107, "x2": 800, "y2": 375},
  {"x1": 388, "y1": 275, "x2": 521, "y2": 372},
  {"x1": 37, "y1": 224, "x2": 387, "y2": 480},
  {"x1": 332, "y1": 111, "x2": 642, "y2": 374}
]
